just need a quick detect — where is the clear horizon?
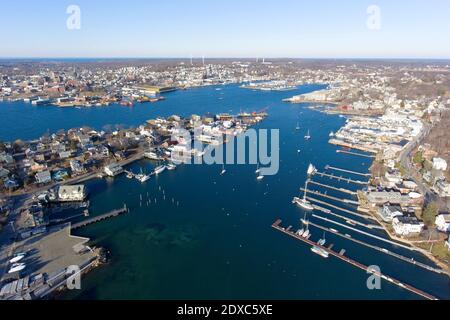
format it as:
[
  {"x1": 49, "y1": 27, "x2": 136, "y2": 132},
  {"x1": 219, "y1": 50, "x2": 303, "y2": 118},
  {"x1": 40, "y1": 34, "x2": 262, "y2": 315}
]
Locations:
[{"x1": 1, "y1": 0, "x2": 450, "y2": 59}]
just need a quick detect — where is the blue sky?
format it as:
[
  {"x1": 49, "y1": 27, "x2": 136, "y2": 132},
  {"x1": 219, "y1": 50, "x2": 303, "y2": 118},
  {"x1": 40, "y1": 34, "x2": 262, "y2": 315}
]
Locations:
[{"x1": 1, "y1": 0, "x2": 449, "y2": 58}]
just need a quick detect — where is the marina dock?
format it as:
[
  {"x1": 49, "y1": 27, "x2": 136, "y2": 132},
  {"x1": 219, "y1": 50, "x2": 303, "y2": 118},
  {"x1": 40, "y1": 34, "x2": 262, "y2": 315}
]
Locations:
[
  {"x1": 307, "y1": 221, "x2": 446, "y2": 275},
  {"x1": 272, "y1": 219, "x2": 437, "y2": 300},
  {"x1": 300, "y1": 188, "x2": 359, "y2": 205},
  {"x1": 336, "y1": 150, "x2": 375, "y2": 159},
  {"x1": 71, "y1": 206, "x2": 128, "y2": 230},
  {"x1": 312, "y1": 206, "x2": 383, "y2": 230},
  {"x1": 325, "y1": 165, "x2": 372, "y2": 177},
  {"x1": 307, "y1": 196, "x2": 376, "y2": 221},
  {"x1": 314, "y1": 171, "x2": 368, "y2": 186},
  {"x1": 308, "y1": 180, "x2": 357, "y2": 196}
]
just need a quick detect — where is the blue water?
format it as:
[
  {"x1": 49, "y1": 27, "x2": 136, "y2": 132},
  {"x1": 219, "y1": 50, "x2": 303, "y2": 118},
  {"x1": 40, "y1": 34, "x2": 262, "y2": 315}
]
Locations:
[{"x1": 2, "y1": 84, "x2": 449, "y2": 300}]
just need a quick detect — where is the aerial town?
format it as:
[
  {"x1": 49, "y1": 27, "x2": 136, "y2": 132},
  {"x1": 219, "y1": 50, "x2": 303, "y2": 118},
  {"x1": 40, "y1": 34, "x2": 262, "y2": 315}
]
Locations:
[{"x1": 1, "y1": 59, "x2": 450, "y2": 300}]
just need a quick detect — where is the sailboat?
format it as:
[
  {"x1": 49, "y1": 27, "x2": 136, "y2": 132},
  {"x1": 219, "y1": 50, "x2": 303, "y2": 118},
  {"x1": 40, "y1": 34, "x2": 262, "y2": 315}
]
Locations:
[
  {"x1": 292, "y1": 179, "x2": 314, "y2": 211},
  {"x1": 255, "y1": 163, "x2": 261, "y2": 174},
  {"x1": 304, "y1": 129, "x2": 311, "y2": 140},
  {"x1": 220, "y1": 164, "x2": 227, "y2": 175},
  {"x1": 307, "y1": 164, "x2": 317, "y2": 176},
  {"x1": 295, "y1": 122, "x2": 300, "y2": 130}
]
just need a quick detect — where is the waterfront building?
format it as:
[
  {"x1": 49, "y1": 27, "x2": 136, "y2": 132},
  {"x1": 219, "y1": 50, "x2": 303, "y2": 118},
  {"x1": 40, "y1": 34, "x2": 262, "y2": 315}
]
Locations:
[
  {"x1": 433, "y1": 158, "x2": 448, "y2": 171},
  {"x1": 58, "y1": 185, "x2": 87, "y2": 202},
  {"x1": 104, "y1": 163, "x2": 124, "y2": 177},
  {"x1": 435, "y1": 214, "x2": 450, "y2": 233},
  {"x1": 392, "y1": 217, "x2": 425, "y2": 236},
  {"x1": 378, "y1": 205, "x2": 403, "y2": 223}
]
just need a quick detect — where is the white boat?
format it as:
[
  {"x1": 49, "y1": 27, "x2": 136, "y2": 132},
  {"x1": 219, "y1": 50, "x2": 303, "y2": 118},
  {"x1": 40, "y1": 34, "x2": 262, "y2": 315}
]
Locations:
[
  {"x1": 307, "y1": 164, "x2": 317, "y2": 176},
  {"x1": 9, "y1": 255, "x2": 25, "y2": 264},
  {"x1": 8, "y1": 263, "x2": 26, "y2": 274},
  {"x1": 257, "y1": 175, "x2": 264, "y2": 181},
  {"x1": 154, "y1": 165, "x2": 166, "y2": 175},
  {"x1": 255, "y1": 163, "x2": 261, "y2": 174},
  {"x1": 311, "y1": 246, "x2": 329, "y2": 258},
  {"x1": 126, "y1": 172, "x2": 134, "y2": 179},
  {"x1": 220, "y1": 164, "x2": 227, "y2": 175},
  {"x1": 295, "y1": 122, "x2": 300, "y2": 130},
  {"x1": 136, "y1": 174, "x2": 151, "y2": 183},
  {"x1": 302, "y1": 229, "x2": 310, "y2": 238},
  {"x1": 144, "y1": 152, "x2": 160, "y2": 160},
  {"x1": 304, "y1": 130, "x2": 311, "y2": 140},
  {"x1": 293, "y1": 197, "x2": 314, "y2": 211},
  {"x1": 329, "y1": 131, "x2": 335, "y2": 137},
  {"x1": 167, "y1": 163, "x2": 177, "y2": 170}
]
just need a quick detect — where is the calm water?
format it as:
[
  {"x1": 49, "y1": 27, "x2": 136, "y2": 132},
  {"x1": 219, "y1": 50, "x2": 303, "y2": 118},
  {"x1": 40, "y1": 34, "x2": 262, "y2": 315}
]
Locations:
[{"x1": 2, "y1": 84, "x2": 449, "y2": 299}]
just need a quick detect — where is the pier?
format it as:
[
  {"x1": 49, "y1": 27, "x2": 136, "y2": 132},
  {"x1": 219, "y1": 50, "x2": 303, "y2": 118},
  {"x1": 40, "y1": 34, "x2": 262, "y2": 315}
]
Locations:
[
  {"x1": 336, "y1": 150, "x2": 375, "y2": 159},
  {"x1": 312, "y1": 214, "x2": 418, "y2": 252},
  {"x1": 307, "y1": 221, "x2": 446, "y2": 275},
  {"x1": 272, "y1": 219, "x2": 437, "y2": 300},
  {"x1": 312, "y1": 206, "x2": 383, "y2": 230},
  {"x1": 325, "y1": 165, "x2": 372, "y2": 178},
  {"x1": 306, "y1": 196, "x2": 376, "y2": 221},
  {"x1": 314, "y1": 171, "x2": 368, "y2": 186},
  {"x1": 71, "y1": 206, "x2": 128, "y2": 230},
  {"x1": 300, "y1": 188, "x2": 359, "y2": 205},
  {"x1": 308, "y1": 180, "x2": 357, "y2": 196}
]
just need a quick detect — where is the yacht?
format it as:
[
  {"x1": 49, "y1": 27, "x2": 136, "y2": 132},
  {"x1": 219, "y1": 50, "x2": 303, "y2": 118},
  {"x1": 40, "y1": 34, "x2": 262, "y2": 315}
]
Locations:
[
  {"x1": 311, "y1": 246, "x2": 329, "y2": 258},
  {"x1": 9, "y1": 255, "x2": 25, "y2": 264},
  {"x1": 8, "y1": 263, "x2": 26, "y2": 274},
  {"x1": 154, "y1": 165, "x2": 166, "y2": 175},
  {"x1": 167, "y1": 163, "x2": 177, "y2": 171},
  {"x1": 292, "y1": 180, "x2": 314, "y2": 211},
  {"x1": 136, "y1": 173, "x2": 150, "y2": 183},
  {"x1": 307, "y1": 164, "x2": 317, "y2": 176}
]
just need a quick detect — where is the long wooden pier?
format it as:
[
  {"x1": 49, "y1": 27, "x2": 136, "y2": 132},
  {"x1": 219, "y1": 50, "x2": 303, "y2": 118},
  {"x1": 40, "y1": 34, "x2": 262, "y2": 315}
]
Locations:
[
  {"x1": 325, "y1": 165, "x2": 372, "y2": 177},
  {"x1": 336, "y1": 150, "x2": 375, "y2": 159},
  {"x1": 71, "y1": 206, "x2": 128, "y2": 230},
  {"x1": 300, "y1": 188, "x2": 359, "y2": 205},
  {"x1": 308, "y1": 221, "x2": 446, "y2": 275},
  {"x1": 272, "y1": 219, "x2": 437, "y2": 300},
  {"x1": 308, "y1": 180, "x2": 357, "y2": 196},
  {"x1": 314, "y1": 171, "x2": 368, "y2": 186}
]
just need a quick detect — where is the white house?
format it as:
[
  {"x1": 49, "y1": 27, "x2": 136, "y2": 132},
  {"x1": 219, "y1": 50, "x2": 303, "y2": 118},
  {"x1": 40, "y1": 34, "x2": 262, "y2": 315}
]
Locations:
[
  {"x1": 104, "y1": 163, "x2": 124, "y2": 177},
  {"x1": 434, "y1": 180, "x2": 450, "y2": 197},
  {"x1": 433, "y1": 158, "x2": 448, "y2": 171},
  {"x1": 392, "y1": 217, "x2": 424, "y2": 236},
  {"x1": 435, "y1": 214, "x2": 450, "y2": 233},
  {"x1": 58, "y1": 185, "x2": 86, "y2": 202}
]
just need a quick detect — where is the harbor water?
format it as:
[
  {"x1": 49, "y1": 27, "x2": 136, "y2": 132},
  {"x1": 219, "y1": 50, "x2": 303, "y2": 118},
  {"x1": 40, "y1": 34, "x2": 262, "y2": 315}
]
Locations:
[{"x1": 1, "y1": 84, "x2": 449, "y2": 299}]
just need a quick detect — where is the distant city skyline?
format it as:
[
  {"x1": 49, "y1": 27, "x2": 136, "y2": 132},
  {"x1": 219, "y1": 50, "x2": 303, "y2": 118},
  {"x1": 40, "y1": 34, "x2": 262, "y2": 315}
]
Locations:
[{"x1": 1, "y1": 0, "x2": 450, "y2": 59}]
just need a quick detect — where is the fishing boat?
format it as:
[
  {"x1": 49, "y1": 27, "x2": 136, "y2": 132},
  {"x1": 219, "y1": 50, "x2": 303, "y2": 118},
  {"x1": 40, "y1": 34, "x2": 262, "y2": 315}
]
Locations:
[
  {"x1": 154, "y1": 165, "x2": 166, "y2": 175},
  {"x1": 304, "y1": 129, "x2": 311, "y2": 140},
  {"x1": 311, "y1": 246, "x2": 329, "y2": 258}
]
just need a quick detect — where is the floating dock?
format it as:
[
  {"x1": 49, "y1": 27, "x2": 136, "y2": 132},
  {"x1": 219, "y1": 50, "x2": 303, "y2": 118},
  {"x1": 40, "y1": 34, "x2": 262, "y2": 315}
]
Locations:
[
  {"x1": 71, "y1": 206, "x2": 128, "y2": 230},
  {"x1": 312, "y1": 206, "x2": 383, "y2": 230},
  {"x1": 308, "y1": 180, "x2": 357, "y2": 196},
  {"x1": 272, "y1": 219, "x2": 437, "y2": 300},
  {"x1": 325, "y1": 165, "x2": 372, "y2": 177},
  {"x1": 314, "y1": 171, "x2": 368, "y2": 186},
  {"x1": 307, "y1": 196, "x2": 376, "y2": 221},
  {"x1": 336, "y1": 150, "x2": 375, "y2": 159},
  {"x1": 308, "y1": 221, "x2": 446, "y2": 275},
  {"x1": 300, "y1": 188, "x2": 359, "y2": 205}
]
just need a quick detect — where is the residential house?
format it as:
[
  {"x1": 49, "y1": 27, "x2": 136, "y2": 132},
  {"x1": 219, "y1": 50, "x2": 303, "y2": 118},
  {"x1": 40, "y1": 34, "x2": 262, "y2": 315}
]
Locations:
[
  {"x1": 35, "y1": 171, "x2": 51, "y2": 184},
  {"x1": 392, "y1": 217, "x2": 425, "y2": 236},
  {"x1": 104, "y1": 163, "x2": 124, "y2": 177},
  {"x1": 435, "y1": 214, "x2": 450, "y2": 233},
  {"x1": 433, "y1": 158, "x2": 448, "y2": 171},
  {"x1": 433, "y1": 180, "x2": 450, "y2": 197},
  {"x1": 58, "y1": 185, "x2": 86, "y2": 202},
  {"x1": 378, "y1": 205, "x2": 403, "y2": 223}
]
